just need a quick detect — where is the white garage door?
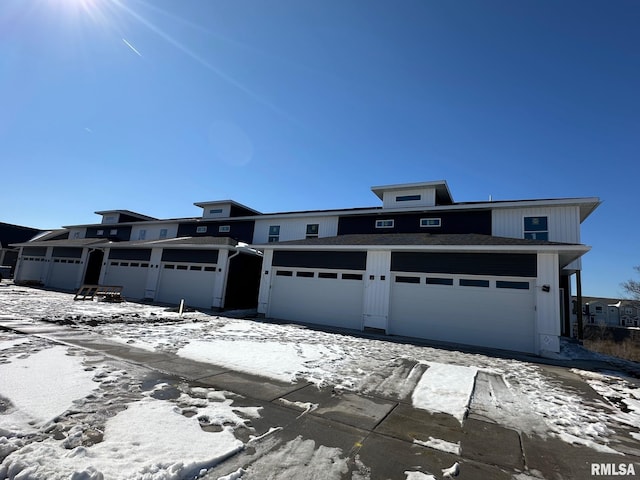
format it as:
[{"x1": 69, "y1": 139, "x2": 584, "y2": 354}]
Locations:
[
  {"x1": 389, "y1": 274, "x2": 535, "y2": 353},
  {"x1": 103, "y1": 261, "x2": 149, "y2": 300},
  {"x1": 156, "y1": 263, "x2": 218, "y2": 309},
  {"x1": 17, "y1": 257, "x2": 47, "y2": 283},
  {"x1": 268, "y1": 268, "x2": 365, "y2": 330},
  {"x1": 48, "y1": 258, "x2": 82, "y2": 291}
]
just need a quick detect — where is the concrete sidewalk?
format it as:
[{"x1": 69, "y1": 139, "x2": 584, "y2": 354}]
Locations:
[{"x1": 1, "y1": 317, "x2": 638, "y2": 479}]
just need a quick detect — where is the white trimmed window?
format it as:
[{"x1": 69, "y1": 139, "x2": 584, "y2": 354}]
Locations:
[
  {"x1": 306, "y1": 224, "x2": 319, "y2": 239},
  {"x1": 138, "y1": 230, "x2": 146, "y2": 240},
  {"x1": 375, "y1": 219, "x2": 394, "y2": 229},
  {"x1": 268, "y1": 225, "x2": 280, "y2": 242},
  {"x1": 524, "y1": 216, "x2": 548, "y2": 240},
  {"x1": 110, "y1": 229, "x2": 118, "y2": 235},
  {"x1": 97, "y1": 229, "x2": 104, "y2": 236},
  {"x1": 209, "y1": 208, "x2": 223, "y2": 214},
  {"x1": 219, "y1": 225, "x2": 231, "y2": 233},
  {"x1": 420, "y1": 218, "x2": 441, "y2": 228},
  {"x1": 196, "y1": 226, "x2": 207, "y2": 233},
  {"x1": 159, "y1": 229, "x2": 168, "y2": 239}
]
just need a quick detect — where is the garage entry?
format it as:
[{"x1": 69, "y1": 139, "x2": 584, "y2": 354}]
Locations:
[
  {"x1": 388, "y1": 252, "x2": 537, "y2": 353},
  {"x1": 48, "y1": 247, "x2": 84, "y2": 291},
  {"x1": 156, "y1": 249, "x2": 220, "y2": 309},
  {"x1": 18, "y1": 247, "x2": 48, "y2": 283},
  {"x1": 103, "y1": 248, "x2": 152, "y2": 300},
  {"x1": 267, "y1": 250, "x2": 367, "y2": 330}
]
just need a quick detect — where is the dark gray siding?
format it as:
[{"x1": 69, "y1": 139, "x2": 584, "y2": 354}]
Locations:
[
  {"x1": 52, "y1": 247, "x2": 83, "y2": 258},
  {"x1": 22, "y1": 247, "x2": 47, "y2": 256},
  {"x1": 337, "y1": 210, "x2": 491, "y2": 236},
  {"x1": 161, "y1": 249, "x2": 219, "y2": 264},
  {"x1": 391, "y1": 252, "x2": 537, "y2": 277},
  {"x1": 108, "y1": 248, "x2": 152, "y2": 261},
  {"x1": 177, "y1": 221, "x2": 254, "y2": 243},
  {"x1": 86, "y1": 226, "x2": 132, "y2": 241},
  {"x1": 273, "y1": 250, "x2": 367, "y2": 270}
]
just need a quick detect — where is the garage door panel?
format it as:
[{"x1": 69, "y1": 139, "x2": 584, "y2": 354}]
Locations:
[
  {"x1": 269, "y1": 271, "x2": 363, "y2": 330},
  {"x1": 389, "y1": 276, "x2": 535, "y2": 353},
  {"x1": 48, "y1": 260, "x2": 82, "y2": 290},
  {"x1": 104, "y1": 264, "x2": 148, "y2": 300},
  {"x1": 157, "y1": 265, "x2": 217, "y2": 309}
]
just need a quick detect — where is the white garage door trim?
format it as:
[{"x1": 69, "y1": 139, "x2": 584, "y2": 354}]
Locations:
[
  {"x1": 389, "y1": 273, "x2": 535, "y2": 353},
  {"x1": 268, "y1": 267, "x2": 365, "y2": 330}
]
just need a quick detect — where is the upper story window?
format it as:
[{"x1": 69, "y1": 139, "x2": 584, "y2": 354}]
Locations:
[
  {"x1": 96, "y1": 229, "x2": 104, "y2": 236},
  {"x1": 306, "y1": 224, "x2": 319, "y2": 239},
  {"x1": 196, "y1": 226, "x2": 208, "y2": 233},
  {"x1": 109, "y1": 229, "x2": 118, "y2": 236},
  {"x1": 420, "y1": 218, "x2": 441, "y2": 228},
  {"x1": 375, "y1": 219, "x2": 394, "y2": 229},
  {"x1": 159, "y1": 229, "x2": 168, "y2": 239},
  {"x1": 219, "y1": 225, "x2": 231, "y2": 233},
  {"x1": 524, "y1": 216, "x2": 548, "y2": 240},
  {"x1": 209, "y1": 209, "x2": 223, "y2": 215},
  {"x1": 73, "y1": 232, "x2": 81, "y2": 239},
  {"x1": 268, "y1": 225, "x2": 280, "y2": 242},
  {"x1": 396, "y1": 194, "x2": 421, "y2": 202},
  {"x1": 104, "y1": 216, "x2": 117, "y2": 224},
  {"x1": 138, "y1": 230, "x2": 146, "y2": 240}
]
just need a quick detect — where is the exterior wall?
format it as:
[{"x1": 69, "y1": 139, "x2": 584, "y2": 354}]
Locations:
[
  {"x1": 338, "y1": 210, "x2": 492, "y2": 236},
  {"x1": 492, "y1": 205, "x2": 581, "y2": 270},
  {"x1": 535, "y1": 253, "x2": 561, "y2": 353},
  {"x1": 86, "y1": 226, "x2": 133, "y2": 241},
  {"x1": 362, "y1": 251, "x2": 391, "y2": 330},
  {"x1": 177, "y1": 221, "x2": 254, "y2": 243},
  {"x1": 253, "y1": 216, "x2": 339, "y2": 244},
  {"x1": 131, "y1": 224, "x2": 179, "y2": 242},
  {"x1": 382, "y1": 187, "x2": 436, "y2": 208},
  {"x1": 201, "y1": 204, "x2": 232, "y2": 219},
  {"x1": 257, "y1": 249, "x2": 274, "y2": 315}
]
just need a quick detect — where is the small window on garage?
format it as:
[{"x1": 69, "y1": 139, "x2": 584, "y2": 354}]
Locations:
[
  {"x1": 306, "y1": 224, "x2": 319, "y2": 239},
  {"x1": 177, "y1": 265, "x2": 188, "y2": 270},
  {"x1": 460, "y1": 279, "x2": 490, "y2": 287},
  {"x1": 268, "y1": 225, "x2": 280, "y2": 242},
  {"x1": 395, "y1": 276, "x2": 421, "y2": 284},
  {"x1": 342, "y1": 273, "x2": 363, "y2": 280},
  {"x1": 420, "y1": 218, "x2": 441, "y2": 228},
  {"x1": 375, "y1": 219, "x2": 394, "y2": 229},
  {"x1": 276, "y1": 270, "x2": 292, "y2": 276},
  {"x1": 296, "y1": 271, "x2": 314, "y2": 278},
  {"x1": 496, "y1": 281, "x2": 530, "y2": 290},
  {"x1": 204, "y1": 266, "x2": 216, "y2": 272},
  {"x1": 524, "y1": 216, "x2": 548, "y2": 240},
  {"x1": 190, "y1": 265, "x2": 202, "y2": 271},
  {"x1": 219, "y1": 225, "x2": 231, "y2": 233},
  {"x1": 318, "y1": 272, "x2": 338, "y2": 279},
  {"x1": 120, "y1": 262, "x2": 129, "y2": 267},
  {"x1": 130, "y1": 262, "x2": 139, "y2": 267},
  {"x1": 164, "y1": 264, "x2": 175, "y2": 269},
  {"x1": 426, "y1": 277, "x2": 454, "y2": 286},
  {"x1": 196, "y1": 226, "x2": 207, "y2": 234},
  {"x1": 111, "y1": 261, "x2": 119, "y2": 266}
]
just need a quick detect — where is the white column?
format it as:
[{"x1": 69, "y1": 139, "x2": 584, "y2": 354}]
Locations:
[
  {"x1": 212, "y1": 249, "x2": 230, "y2": 309},
  {"x1": 145, "y1": 248, "x2": 164, "y2": 300},
  {"x1": 257, "y1": 249, "x2": 274, "y2": 315},
  {"x1": 536, "y1": 253, "x2": 561, "y2": 353},
  {"x1": 362, "y1": 250, "x2": 391, "y2": 330}
]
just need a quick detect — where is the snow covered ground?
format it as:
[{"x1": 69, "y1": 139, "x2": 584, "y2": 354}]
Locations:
[{"x1": 1, "y1": 285, "x2": 639, "y2": 479}]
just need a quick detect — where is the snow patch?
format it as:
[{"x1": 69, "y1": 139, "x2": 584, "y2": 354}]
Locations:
[{"x1": 413, "y1": 436, "x2": 461, "y2": 455}]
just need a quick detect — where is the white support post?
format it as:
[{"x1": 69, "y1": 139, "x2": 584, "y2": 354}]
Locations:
[{"x1": 536, "y1": 253, "x2": 561, "y2": 354}]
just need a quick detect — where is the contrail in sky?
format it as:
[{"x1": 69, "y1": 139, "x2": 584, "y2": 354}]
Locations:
[{"x1": 122, "y1": 38, "x2": 143, "y2": 57}]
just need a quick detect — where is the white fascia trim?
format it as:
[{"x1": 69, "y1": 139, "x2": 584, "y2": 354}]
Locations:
[{"x1": 251, "y1": 243, "x2": 591, "y2": 254}]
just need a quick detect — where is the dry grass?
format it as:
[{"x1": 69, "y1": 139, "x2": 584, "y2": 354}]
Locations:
[{"x1": 582, "y1": 325, "x2": 640, "y2": 363}]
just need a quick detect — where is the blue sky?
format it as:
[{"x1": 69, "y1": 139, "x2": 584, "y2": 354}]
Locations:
[{"x1": 1, "y1": 0, "x2": 638, "y2": 297}]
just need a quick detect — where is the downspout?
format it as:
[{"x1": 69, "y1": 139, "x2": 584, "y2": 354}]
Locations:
[{"x1": 576, "y1": 270, "x2": 584, "y2": 340}]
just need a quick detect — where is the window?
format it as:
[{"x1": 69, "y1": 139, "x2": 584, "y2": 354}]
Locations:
[
  {"x1": 138, "y1": 230, "x2": 146, "y2": 240},
  {"x1": 73, "y1": 232, "x2": 80, "y2": 239},
  {"x1": 276, "y1": 270, "x2": 292, "y2": 276},
  {"x1": 110, "y1": 229, "x2": 118, "y2": 236},
  {"x1": 426, "y1": 277, "x2": 454, "y2": 286},
  {"x1": 318, "y1": 272, "x2": 338, "y2": 279},
  {"x1": 296, "y1": 271, "x2": 314, "y2": 278},
  {"x1": 209, "y1": 209, "x2": 223, "y2": 214},
  {"x1": 159, "y1": 229, "x2": 168, "y2": 239},
  {"x1": 97, "y1": 230, "x2": 104, "y2": 236},
  {"x1": 219, "y1": 225, "x2": 231, "y2": 233},
  {"x1": 524, "y1": 216, "x2": 548, "y2": 240},
  {"x1": 496, "y1": 281, "x2": 530, "y2": 290},
  {"x1": 395, "y1": 276, "x2": 420, "y2": 284},
  {"x1": 268, "y1": 225, "x2": 280, "y2": 242},
  {"x1": 375, "y1": 219, "x2": 394, "y2": 229},
  {"x1": 420, "y1": 218, "x2": 441, "y2": 228},
  {"x1": 460, "y1": 279, "x2": 490, "y2": 287},
  {"x1": 104, "y1": 216, "x2": 117, "y2": 224},
  {"x1": 342, "y1": 273, "x2": 363, "y2": 280},
  {"x1": 595, "y1": 306, "x2": 603, "y2": 313},
  {"x1": 396, "y1": 194, "x2": 421, "y2": 202},
  {"x1": 196, "y1": 226, "x2": 207, "y2": 233},
  {"x1": 306, "y1": 224, "x2": 319, "y2": 239}
]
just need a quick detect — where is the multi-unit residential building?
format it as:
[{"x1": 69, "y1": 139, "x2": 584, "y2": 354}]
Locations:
[
  {"x1": 0, "y1": 222, "x2": 43, "y2": 276},
  {"x1": 572, "y1": 296, "x2": 640, "y2": 327},
  {"x1": 12, "y1": 180, "x2": 600, "y2": 355}
]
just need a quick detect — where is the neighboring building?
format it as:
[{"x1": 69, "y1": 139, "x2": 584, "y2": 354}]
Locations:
[
  {"x1": 0, "y1": 222, "x2": 43, "y2": 276},
  {"x1": 572, "y1": 296, "x2": 640, "y2": 327},
  {"x1": 12, "y1": 180, "x2": 600, "y2": 355}
]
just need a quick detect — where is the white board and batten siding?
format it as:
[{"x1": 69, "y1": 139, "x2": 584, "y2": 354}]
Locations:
[
  {"x1": 492, "y1": 205, "x2": 581, "y2": 270},
  {"x1": 381, "y1": 187, "x2": 437, "y2": 209},
  {"x1": 252, "y1": 216, "x2": 339, "y2": 244},
  {"x1": 362, "y1": 251, "x2": 391, "y2": 330},
  {"x1": 536, "y1": 253, "x2": 561, "y2": 353}
]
